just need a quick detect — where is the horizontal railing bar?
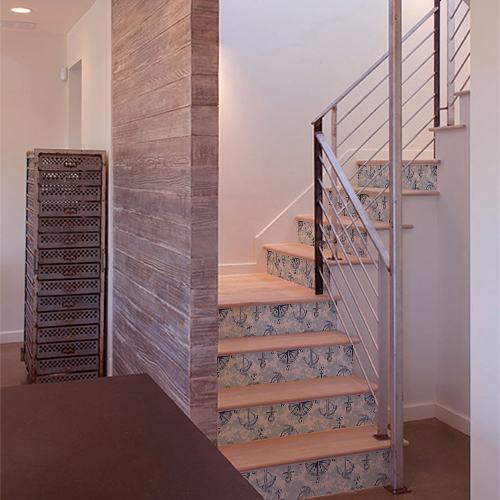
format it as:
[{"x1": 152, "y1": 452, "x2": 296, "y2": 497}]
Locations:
[
  {"x1": 403, "y1": 94, "x2": 435, "y2": 128},
  {"x1": 451, "y1": 75, "x2": 471, "y2": 105},
  {"x1": 337, "y1": 74, "x2": 389, "y2": 126},
  {"x1": 316, "y1": 132, "x2": 391, "y2": 269},
  {"x1": 450, "y1": 8, "x2": 470, "y2": 41},
  {"x1": 450, "y1": 52, "x2": 470, "y2": 85},
  {"x1": 319, "y1": 268, "x2": 379, "y2": 407},
  {"x1": 450, "y1": 0, "x2": 465, "y2": 20},
  {"x1": 319, "y1": 197, "x2": 380, "y2": 323},
  {"x1": 323, "y1": 166, "x2": 381, "y2": 274},
  {"x1": 337, "y1": 97, "x2": 389, "y2": 149},
  {"x1": 319, "y1": 246, "x2": 380, "y2": 376},
  {"x1": 450, "y1": 29, "x2": 470, "y2": 62},
  {"x1": 312, "y1": 6, "x2": 439, "y2": 123},
  {"x1": 403, "y1": 72, "x2": 436, "y2": 106}
]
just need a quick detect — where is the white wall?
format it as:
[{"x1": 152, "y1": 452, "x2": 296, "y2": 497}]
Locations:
[
  {"x1": 219, "y1": 0, "x2": 435, "y2": 272},
  {"x1": 0, "y1": 30, "x2": 68, "y2": 339},
  {"x1": 470, "y1": 1, "x2": 500, "y2": 498},
  {"x1": 66, "y1": 0, "x2": 112, "y2": 373}
]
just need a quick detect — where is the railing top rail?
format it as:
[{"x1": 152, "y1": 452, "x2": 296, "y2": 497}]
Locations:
[
  {"x1": 315, "y1": 131, "x2": 391, "y2": 270},
  {"x1": 312, "y1": 6, "x2": 439, "y2": 124}
]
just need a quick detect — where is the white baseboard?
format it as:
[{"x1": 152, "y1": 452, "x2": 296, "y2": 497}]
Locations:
[
  {"x1": 0, "y1": 331, "x2": 23, "y2": 343},
  {"x1": 403, "y1": 402, "x2": 470, "y2": 436},
  {"x1": 434, "y1": 403, "x2": 470, "y2": 436}
]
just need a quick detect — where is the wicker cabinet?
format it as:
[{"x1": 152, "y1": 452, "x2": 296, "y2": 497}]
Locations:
[{"x1": 24, "y1": 149, "x2": 107, "y2": 383}]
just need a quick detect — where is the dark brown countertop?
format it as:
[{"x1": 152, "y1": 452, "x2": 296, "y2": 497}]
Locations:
[{"x1": 1, "y1": 374, "x2": 261, "y2": 500}]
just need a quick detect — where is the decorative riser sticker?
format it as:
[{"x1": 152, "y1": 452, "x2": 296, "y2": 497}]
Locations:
[
  {"x1": 242, "y1": 450, "x2": 390, "y2": 499},
  {"x1": 266, "y1": 251, "x2": 330, "y2": 290},
  {"x1": 217, "y1": 393, "x2": 375, "y2": 445},
  {"x1": 218, "y1": 344, "x2": 353, "y2": 389},
  {"x1": 297, "y1": 220, "x2": 368, "y2": 257},
  {"x1": 337, "y1": 193, "x2": 390, "y2": 224},
  {"x1": 357, "y1": 163, "x2": 437, "y2": 191},
  {"x1": 218, "y1": 302, "x2": 337, "y2": 339}
]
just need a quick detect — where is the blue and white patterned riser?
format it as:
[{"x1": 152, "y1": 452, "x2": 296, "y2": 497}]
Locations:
[
  {"x1": 297, "y1": 220, "x2": 368, "y2": 258},
  {"x1": 242, "y1": 450, "x2": 390, "y2": 499},
  {"x1": 357, "y1": 163, "x2": 437, "y2": 191},
  {"x1": 266, "y1": 250, "x2": 330, "y2": 290},
  {"x1": 338, "y1": 193, "x2": 391, "y2": 223},
  {"x1": 218, "y1": 393, "x2": 376, "y2": 445},
  {"x1": 218, "y1": 302, "x2": 337, "y2": 339},
  {"x1": 218, "y1": 344, "x2": 353, "y2": 389}
]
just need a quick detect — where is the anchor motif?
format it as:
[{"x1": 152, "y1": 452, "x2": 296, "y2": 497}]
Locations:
[
  {"x1": 255, "y1": 470, "x2": 277, "y2": 493},
  {"x1": 336, "y1": 457, "x2": 355, "y2": 479},
  {"x1": 258, "y1": 352, "x2": 267, "y2": 368},
  {"x1": 270, "y1": 372, "x2": 285, "y2": 384},
  {"x1": 235, "y1": 354, "x2": 252, "y2": 374},
  {"x1": 282, "y1": 466, "x2": 294, "y2": 483},
  {"x1": 280, "y1": 425, "x2": 297, "y2": 437},
  {"x1": 232, "y1": 308, "x2": 248, "y2": 327},
  {"x1": 319, "y1": 399, "x2": 338, "y2": 420},
  {"x1": 303, "y1": 348, "x2": 319, "y2": 368},
  {"x1": 362, "y1": 454, "x2": 371, "y2": 471},
  {"x1": 345, "y1": 396, "x2": 354, "y2": 412},
  {"x1": 253, "y1": 307, "x2": 260, "y2": 321},
  {"x1": 297, "y1": 487, "x2": 314, "y2": 499},
  {"x1": 238, "y1": 408, "x2": 258, "y2": 429},
  {"x1": 266, "y1": 406, "x2": 277, "y2": 422},
  {"x1": 326, "y1": 347, "x2": 334, "y2": 362},
  {"x1": 375, "y1": 473, "x2": 390, "y2": 487},
  {"x1": 313, "y1": 303, "x2": 321, "y2": 317},
  {"x1": 293, "y1": 304, "x2": 308, "y2": 322}
]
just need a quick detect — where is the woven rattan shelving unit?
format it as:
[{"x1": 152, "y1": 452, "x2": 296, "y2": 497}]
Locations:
[{"x1": 23, "y1": 149, "x2": 107, "y2": 383}]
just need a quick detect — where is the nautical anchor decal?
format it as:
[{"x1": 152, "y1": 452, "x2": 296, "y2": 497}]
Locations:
[
  {"x1": 306, "y1": 459, "x2": 332, "y2": 482},
  {"x1": 283, "y1": 466, "x2": 294, "y2": 483},
  {"x1": 232, "y1": 308, "x2": 248, "y2": 327},
  {"x1": 270, "y1": 305, "x2": 290, "y2": 321},
  {"x1": 336, "y1": 457, "x2": 355, "y2": 479},
  {"x1": 362, "y1": 454, "x2": 371, "y2": 470},
  {"x1": 255, "y1": 470, "x2": 277, "y2": 493},
  {"x1": 293, "y1": 303, "x2": 307, "y2": 322},
  {"x1": 266, "y1": 405, "x2": 277, "y2": 422},
  {"x1": 277, "y1": 350, "x2": 300, "y2": 368},
  {"x1": 319, "y1": 399, "x2": 338, "y2": 420},
  {"x1": 344, "y1": 396, "x2": 353, "y2": 413},
  {"x1": 288, "y1": 401, "x2": 313, "y2": 422},
  {"x1": 326, "y1": 347, "x2": 334, "y2": 362},
  {"x1": 253, "y1": 306, "x2": 260, "y2": 321},
  {"x1": 258, "y1": 352, "x2": 267, "y2": 368},
  {"x1": 238, "y1": 408, "x2": 258, "y2": 429},
  {"x1": 235, "y1": 354, "x2": 252, "y2": 374},
  {"x1": 304, "y1": 348, "x2": 319, "y2": 368},
  {"x1": 313, "y1": 302, "x2": 321, "y2": 317}
]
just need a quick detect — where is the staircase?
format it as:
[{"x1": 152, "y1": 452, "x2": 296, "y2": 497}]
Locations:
[{"x1": 217, "y1": 1, "x2": 469, "y2": 498}]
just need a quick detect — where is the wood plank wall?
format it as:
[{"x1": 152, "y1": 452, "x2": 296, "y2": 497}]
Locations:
[{"x1": 112, "y1": 0, "x2": 219, "y2": 442}]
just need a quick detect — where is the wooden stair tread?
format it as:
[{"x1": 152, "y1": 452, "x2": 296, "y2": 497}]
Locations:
[
  {"x1": 218, "y1": 375, "x2": 374, "y2": 411},
  {"x1": 218, "y1": 330, "x2": 359, "y2": 357},
  {"x1": 347, "y1": 186, "x2": 440, "y2": 197},
  {"x1": 218, "y1": 274, "x2": 338, "y2": 308},
  {"x1": 295, "y1": 214, "x2": 414, "y2": 230},
  {"x1": 219, "y1": 425, "x2": 390, "y2": 471},
  {"x1": 429, "y1": 124, "x2": 466, "y2": 132},
  {"x1": 264, "y1": 243, "x2": 374, "y2": 265}
]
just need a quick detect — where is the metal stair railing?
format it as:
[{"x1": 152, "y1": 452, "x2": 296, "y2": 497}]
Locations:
[{"x1": 310, "y1": 0, "x2": 470, "y2": 492}]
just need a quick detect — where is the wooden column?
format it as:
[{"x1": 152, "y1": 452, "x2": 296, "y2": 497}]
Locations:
[{"x1": 111, "y1": 0, "x2": 219, "y2": 442}]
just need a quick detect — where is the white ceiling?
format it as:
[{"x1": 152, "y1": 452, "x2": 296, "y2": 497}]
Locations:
[{"x1": 1, "y1": 0, "x2": 97, "y2": 34}]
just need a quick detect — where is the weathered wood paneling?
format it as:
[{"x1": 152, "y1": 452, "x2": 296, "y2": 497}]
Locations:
[{"x1": 112, "y1": 0, "x2": 218, "y2": 441}]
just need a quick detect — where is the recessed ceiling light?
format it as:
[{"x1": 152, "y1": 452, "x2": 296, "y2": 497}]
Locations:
[{"x1": 11, "y1": 7, "x2": 32, "y2": 14}]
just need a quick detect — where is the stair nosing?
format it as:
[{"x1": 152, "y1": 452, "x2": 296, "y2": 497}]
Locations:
[
  {"x1": 218, "y1": 374, "x2": 375, "y2": 412},
  {"x1": 218, "y1": 330, "x2": 359, "y2": 357},
  {"x1": 219, "y1": 425, "x2": 391, "y2": 472}
]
